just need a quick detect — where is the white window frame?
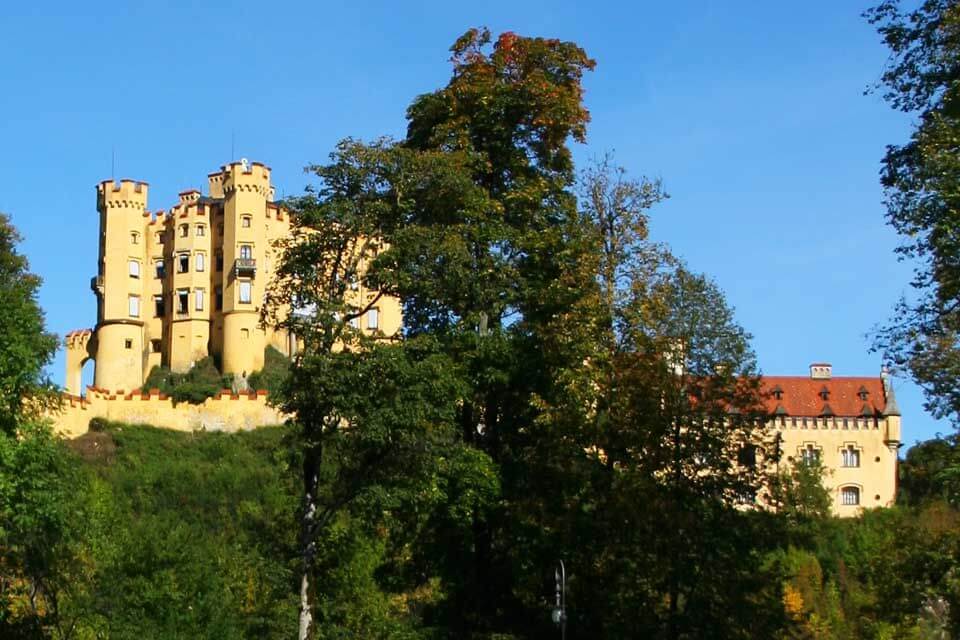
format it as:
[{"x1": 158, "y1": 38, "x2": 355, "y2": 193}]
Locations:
[
  {"x1": 154, "y1": 258, "x2": 164, "y2": 279},
  {"x1": 841, "y1": 445, "x2": 860, "y2": 468},
  {"x1": 129, "y1": 259, "x2": 140, "y2": 278},
  {"x1": 367, "y1": 307, "x2": 379, "y2": 330},
  {"x1": 241, "y1": 214, "x2": 252, "y2": 228},
  {"x1": 195, "y1": 224, "x2": 205, "y2": 237},
  {"x1": 195, "y1": 252, "x2": 205, "y2": 272},
  {"x1": 840, "y1": 486, "x2": 860, "y2": 506},
  {"x1": 128, "y1": 294, "x2": 140, "y2": 318},
  {"x1": 177, "y1": 289, "x2": 189, "y2": 314},
  {"x1": 238, "y1": 281, "x2": 252, "y2": 304},
  {"x1": 239, "y1": 244, "x2": 253, "y2": 260},
  {"x1": 195, "y1": 288, "x2": 205, "y2": 311}
]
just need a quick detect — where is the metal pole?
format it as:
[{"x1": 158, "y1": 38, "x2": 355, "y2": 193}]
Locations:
[{"x1": 553, "y1": 560, "x2": 566, "y2": 640}]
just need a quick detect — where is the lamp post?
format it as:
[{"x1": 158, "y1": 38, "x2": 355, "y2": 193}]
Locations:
[{"x1": 551, "y1": 560, "x2": 567, "y2": 639}]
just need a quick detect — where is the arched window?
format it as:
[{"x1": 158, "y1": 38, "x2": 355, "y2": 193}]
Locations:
[
  {"x1": 840, "y1": 486, "x2": 860, "y2": 506},
  {"x1": 841, "y1": 445, "x2": 860, "y2": 468}
]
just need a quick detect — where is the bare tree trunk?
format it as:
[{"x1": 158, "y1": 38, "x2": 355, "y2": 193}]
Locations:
[{"x1": 298, "y1": 444, "x2": 320, "y2": 640}]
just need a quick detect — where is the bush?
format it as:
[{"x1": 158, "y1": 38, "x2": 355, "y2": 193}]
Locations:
[
  {"x1": 141, "y1": 357, "x2": 230, "y2": 405},
  {"x1": 247, "y1": 346, "x2": 290, "y2": 396}
]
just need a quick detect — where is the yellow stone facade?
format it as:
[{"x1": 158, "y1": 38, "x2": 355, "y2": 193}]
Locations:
[{"x1": 65, "y1": 159, "x2": 402, "y2": 396}]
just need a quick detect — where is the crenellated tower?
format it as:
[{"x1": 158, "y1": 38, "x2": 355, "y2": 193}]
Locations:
[{"x1": 92, "y1": 179, "x2": 150, "y2": 390}]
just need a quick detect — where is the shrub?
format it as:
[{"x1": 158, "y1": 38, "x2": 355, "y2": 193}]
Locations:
[
  {"x1": 247, "y1": 346, "x2": 290, "y2": 396},
  {"x1": 141, "y1": 357, "x2": 230, "y2": 405}
]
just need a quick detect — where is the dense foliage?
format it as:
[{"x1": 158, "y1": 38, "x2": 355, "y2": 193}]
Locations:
[
  {"x1": 141, "y1": 357, "x2": 231, "y2": 404},
  {"x1": 247, "y1": 346, "x2": 291, "y2": 395},
  {"x1": 868, "y1": 0, "x2": 960, "y2": 426}
]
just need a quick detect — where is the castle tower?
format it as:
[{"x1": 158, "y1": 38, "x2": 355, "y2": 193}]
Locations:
[
  {"x1": 218, "y1": 160, "x2": 274, "y2": 379},
  {"x1": 92, "y1": 179, "x2": 149, "y2": 390}
]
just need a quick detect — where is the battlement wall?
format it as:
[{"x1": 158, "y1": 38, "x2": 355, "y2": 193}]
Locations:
[{"x1": 50, "y1": 388, "x2": 288, "y2": 438}]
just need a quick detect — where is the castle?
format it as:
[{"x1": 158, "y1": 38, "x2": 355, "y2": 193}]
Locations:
[
  {"x1": 757, "y1": 364, "x2": 901, "y2": 515},
  {"x1": 64, "y1": 159, "x2": 399, "y2": 396},
  {"x1": 57, "y1": 161, "x2": 900, "y2": 516}
]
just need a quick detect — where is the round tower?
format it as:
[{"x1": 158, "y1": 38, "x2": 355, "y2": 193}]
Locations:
[
  {"x1": 219, "y1": 160, "x2": 273, "y2": 379},
  {"x1": 93, "y1": 179, "x2": 149, "y2": 391}
]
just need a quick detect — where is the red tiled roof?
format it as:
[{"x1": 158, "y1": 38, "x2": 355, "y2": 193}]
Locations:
[{"x1": 759, "y1": 376, "x2": 886, "y2": 417}]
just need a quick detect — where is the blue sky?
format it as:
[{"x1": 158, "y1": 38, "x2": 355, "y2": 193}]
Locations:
[{"x1": 0, "y1": 1, "x2": 948, "y2": 446}]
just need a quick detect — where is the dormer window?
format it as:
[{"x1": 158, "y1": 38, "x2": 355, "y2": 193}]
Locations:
[
  {"x1": 771, "y1": 384, "x2": 783, "y2": 401},
  {"x1": 857, "y1": 385, "x2": 869, "y2": 401},
  {"x1": 819, "y1": 385, "x2": 830, "y2": 401}
]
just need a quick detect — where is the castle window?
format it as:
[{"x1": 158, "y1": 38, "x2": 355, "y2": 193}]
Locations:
[
  {"x1": 124, "y1": 339, "x2": 133, "y2": 349},
  {"x1": 215, "y1": 287, "x2": 223, "y2": 311},
  {"x1": 738, "y1": 444, "x2": 757, "y2": 469},
  {"x1": 840, "y1": 486, "x2": 860, "y2": 506},
  {"x1": 239, "y1": 244, "x2": 253, "y2": 260},
  {"x1": 130, "y1": 231, "x2": 139, "y2": 244},
  {"x1": 841, "y1": 445, "x2": 860, "y2": 468},
  {"x1": 128, "y1": 260, "x2": 140, "y2": 278},
  {"x1": 128, "y1": 295, "x2": 140, "y2": 318},
  {"x1": 241, "y1": 215, "x2": 252, "y2": 228},
  {"x1": 154, "y1": 259, "x2": 165, "y2": 278},
  {"x1": 150, "y1": 339, "x2": 161, "y2": 353},
  {"x1": 238, "y1": 281, "x2": 252, "y2": 304},
  {"x1": 195, "y1": 288, "x2": 205, "y2": 311},
  {"x1": 367, "y1": 307, "x2": 379, "y2": 330},
  {"x1": 155, "y1": 231, "x2": 164, "y2": 244},
  {"x1": 177, "y1": 289, "x2": 189, "y2": 314},
  {"x1": 179, "y1": 224, "x2": 189, "y2": 238},
  {"x1": 154, "y1": 295, "x2": 164, "y2": 317},
  {"x1": 195, "y1": 224, "x2": 205, "y2": 237},
  {"x1": 801, "y1": 444, "x2": 820, "y2": 466},
  {"x1": 178, "y1": 253, "x2": 189, "y2": 273},
  {"x1": 215, "y1": 250, "x2": 223, "y2": 271},
  {"x1": 858, "y1": 386, "x2": 869, "y2": 401},
  {"x1": 819, "y1": 386, "x2": 830, "y2": 401},
  {"x1": 241, "y1": 328, "x2": 250, "y2": 339},
  {"x1": 195, "y1": 252, "x2": 205, "y2": 272}
]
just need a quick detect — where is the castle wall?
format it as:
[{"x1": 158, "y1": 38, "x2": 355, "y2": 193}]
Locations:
[{"x1": 51, "y1": 388, "x2": 288, "y2": 438}]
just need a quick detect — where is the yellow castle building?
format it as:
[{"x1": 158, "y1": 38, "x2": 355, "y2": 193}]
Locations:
[{"x1": 64, "y1": 159, "x2": 400, "y2": 397}]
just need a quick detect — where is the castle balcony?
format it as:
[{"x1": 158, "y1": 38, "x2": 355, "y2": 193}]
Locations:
[
  {"x1": 90, "y1": 275, "x2": 104, "y2": 294},
  {"x1": 233, "y1": 258, "x2": 256, "y2": 278}
]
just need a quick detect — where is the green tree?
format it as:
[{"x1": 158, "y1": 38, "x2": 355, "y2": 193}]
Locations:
[
  {"x1": 867, "y1": 1, "x2": 960, "y2": 426},
  {"x1": 0, "y1": 213, "x2": 82, "y2": 638},
  {"x1": 899, "y1": 434, "x2": 960, "y2": 506}
]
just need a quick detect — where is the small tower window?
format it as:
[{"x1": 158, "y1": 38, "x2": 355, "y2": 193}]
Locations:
[
  {"x1": 124, "y1": 339, "x2": 133, "y2": 349},
  {"x1": 241, "y1": 215, "x2": 252, "y2": 228},
  {"x1": 195, "y1": 288, "x2": 205, "y2": 311},
  {"x1": 367, "y1": 307, "x2": 379, "y2": 330},
  {"x1": 177, "y1": 289, "x2": 189, "y2": 314},
  {"x1": 150, "y1": 339, "x2": 161, "y2": 353},
  {"x1": 179, "y1": 224, "x2": 189, "y2": 238},
  {"x1": 154, "y1": 295, "x2": 164, "y2": 317},
  {"x1": 130, "y1": 231, "x2": 139, "y2": 244},
  {"x1": 195, "y1": 224, "x2": 206, "y2": 237},
  {"x1": 128, "y1": 295, "x2": 140, "y2": 318},
  {"x1": 155, "y1": 231, "x2": 164, "y2": 245},
  {"x1": 239, "y1": 244, "x2": 253, "y2": 260},
  {"x1": 195, "y1": 252, "x2": 205, "y2": 272},
  {"x1": 178, "y1": 253, "x2": 189, "y2": 273},
  {"x1": 154, "y1": 259, "x2": 165, "y2": 279},
  {"x1": 238, "y1": 281, "x2": 252, "y2": 304},
  {"x1": 128, "y1": 260, "x2": 140, "y2": 279}
]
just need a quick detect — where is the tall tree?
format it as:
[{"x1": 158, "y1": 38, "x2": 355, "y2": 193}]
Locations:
[
  {"x1": 867, "y1": 0, "x2": 960, "y2": 425},
  {"x1": 0, "y1": 212, "x2": 80, "y2": 638}
]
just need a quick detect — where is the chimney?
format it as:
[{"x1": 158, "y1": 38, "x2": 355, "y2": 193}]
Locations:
[{"x1": 810, "y1": 363, "x2": 832, "y2": 379}]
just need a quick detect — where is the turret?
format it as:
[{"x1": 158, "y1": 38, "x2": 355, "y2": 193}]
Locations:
[{"x1": 92, "y1": 179, "x2": 150, "y2": 391}]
